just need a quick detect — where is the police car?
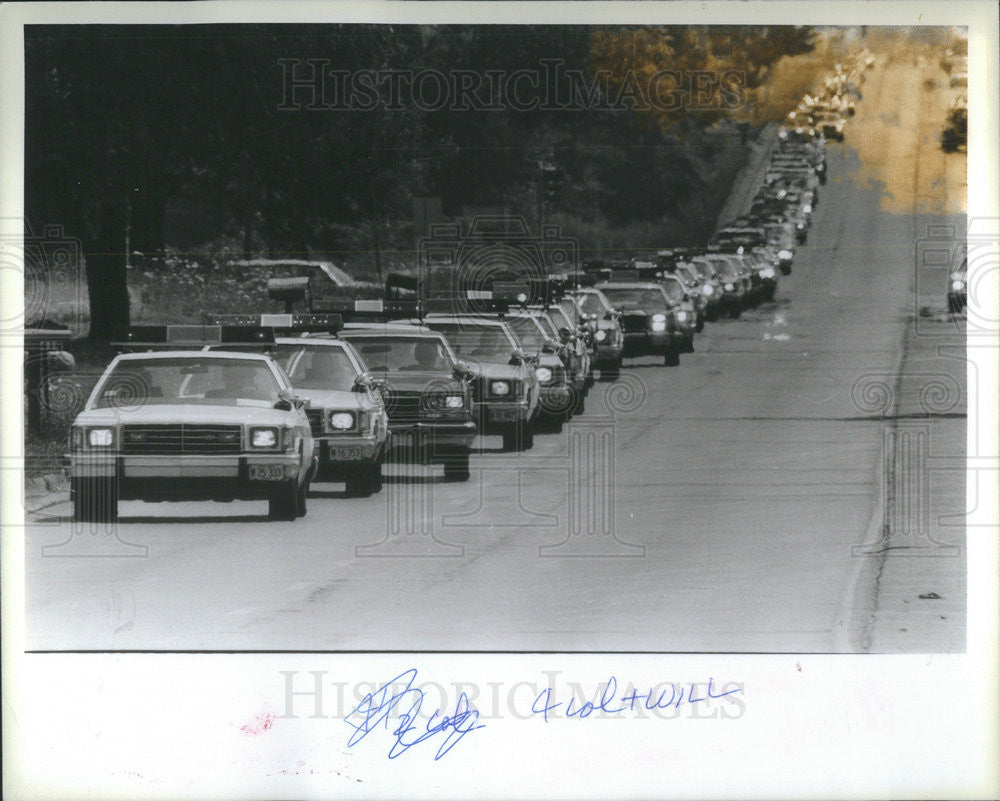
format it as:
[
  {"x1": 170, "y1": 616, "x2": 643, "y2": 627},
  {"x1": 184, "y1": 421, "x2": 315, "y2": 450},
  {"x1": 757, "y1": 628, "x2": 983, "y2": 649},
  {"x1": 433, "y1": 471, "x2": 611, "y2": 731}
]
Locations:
[
  {"x1": 68, "y1": 329, "x2": 316, "y2": 523},
  {"x1": 339, "y1": 322, "x2": 477, "y2": 480},
  {"x1": 207, "y1": 314, "x2": 391, "y2": 496},
  {"x1": 421, "y1": 312, "x2": 540, "y2": 452}
]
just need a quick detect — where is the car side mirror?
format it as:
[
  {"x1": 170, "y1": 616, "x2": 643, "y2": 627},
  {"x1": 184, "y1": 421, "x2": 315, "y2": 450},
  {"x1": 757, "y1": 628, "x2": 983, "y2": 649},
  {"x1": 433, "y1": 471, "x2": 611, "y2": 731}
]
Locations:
[
  {"x1": 275, "y1": 387, "x2": 300, "y2": 411},
  {"x1": 509, "y1": 349, "x2": 528, "y2": 366},
  {"x1": 603, "y1": 312, "x2": 614, "y2": 321},
  {"x1": 558, "y1": 327, "x2": 572, "y2": 341},
  {"x1": 542, "y1": 340, "x2": 557, "y2": 354},
  {"x1": 452, "y1": 360, "x2": 472, "y2": 380}
]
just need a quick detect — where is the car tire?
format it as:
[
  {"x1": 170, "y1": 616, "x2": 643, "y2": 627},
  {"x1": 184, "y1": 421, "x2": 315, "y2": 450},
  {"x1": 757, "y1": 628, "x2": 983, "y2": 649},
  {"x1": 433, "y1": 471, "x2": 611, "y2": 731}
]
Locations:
[
  {"x1": 72, "y1": 478, "x2": 118, "y2": 524},
  {"x1": 573, "y1": 391, "x2": 586, "y2": 415},
  {"x1": 502, "y1": 423, "x2": 534, "y2": 452},
  {"x1": 729, "y1": 304, "x2": 742, "y2": 319},
  {"x1": 601, "y1": 361, "x2": 621, "y2": 381},
  {"x1": 345, "y1": 465, "x2": 378, "y2": 498},
  {"x1": 682, "y1": 333, "x2": 695, "y2": 353},
  {"x1": 295, "y1": 482, "x2": 308, "y2": 517},
  {"x1": 268, "y1": 486, "x2": 298, "y2": 521},
  {"x1": 443, "y1": 452, "x2": 471, "y2": 482},
  {"x1": 664, "y1": 348, "x2": 680, "y2": 367}
]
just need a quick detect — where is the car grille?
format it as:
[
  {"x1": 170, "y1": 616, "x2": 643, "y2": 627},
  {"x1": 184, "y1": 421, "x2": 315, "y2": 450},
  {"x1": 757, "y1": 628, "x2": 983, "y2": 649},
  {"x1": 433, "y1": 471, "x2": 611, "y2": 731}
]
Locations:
[
  {"x1": 385, "y1": 391, "x2": 422, "y2": 424},
  {"x1": 305, "y1": 409, "x2": 324, "y2": 437},
  {"x1": 619, "y1": 313, "x2": 650, "y2": 333},
  {"x1": 121, "y1": 424, "x2": 242, "y2": 455}
]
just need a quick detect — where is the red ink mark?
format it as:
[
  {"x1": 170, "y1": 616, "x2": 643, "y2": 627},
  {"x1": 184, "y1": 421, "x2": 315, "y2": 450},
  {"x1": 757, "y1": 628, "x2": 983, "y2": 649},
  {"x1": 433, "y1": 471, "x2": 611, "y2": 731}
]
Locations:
[{"x1": 240, "y1": 711, "x2": 275, "y2": 736}]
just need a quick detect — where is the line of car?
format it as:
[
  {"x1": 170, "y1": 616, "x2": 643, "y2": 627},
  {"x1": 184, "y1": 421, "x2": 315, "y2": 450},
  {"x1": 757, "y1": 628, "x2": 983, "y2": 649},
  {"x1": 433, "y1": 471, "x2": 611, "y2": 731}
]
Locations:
[{"x1": 66, "y1": 78, "x2": 841, "y2": 524}]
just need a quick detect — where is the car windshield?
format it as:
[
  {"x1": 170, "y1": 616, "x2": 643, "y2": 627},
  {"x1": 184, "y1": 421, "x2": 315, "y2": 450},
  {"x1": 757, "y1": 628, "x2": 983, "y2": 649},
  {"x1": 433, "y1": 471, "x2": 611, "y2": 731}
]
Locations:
[
  {"x1": 546, "y1": 308, "x2": 571, "y2": 332},
  {"x1": 94, "y1": 357, "x2": 281, "y2": 408},
  {"x1": 599, "y1": 287, "x2": 669, "y2": 314},
  {"x1": 560, "y1": 298, "x2": 583, "y2": 320},
  {"x1": 506, "y1": 316, "x2": 548, "y2": 351},
  {"x1": 276, "y1": 344, "x2": 359, "y2": 390},
  {"x1": 660, "y1": 277, "x2": 685, "y2": 303},
  {"x1": 343, "y1": 335, "x2": 453, "y2": 373},
  {"x1": 705, "y1": 257, "x2": 739, "y2": 281},
  {"x1": 689, "y1": 260, "x2": 717, "y2": 280},
  {"x1": 427, "y1": 323, "x2": 516, "y2": 361},
  {"x1": 576, "y1": 292, "x2": 608, "y2": 317},
  {"x1": 676, "y1": 265, "x2": 700, "y2": 284},
  {"x1": 533, "y1": 313, "x2": 560, "y2": 340}
]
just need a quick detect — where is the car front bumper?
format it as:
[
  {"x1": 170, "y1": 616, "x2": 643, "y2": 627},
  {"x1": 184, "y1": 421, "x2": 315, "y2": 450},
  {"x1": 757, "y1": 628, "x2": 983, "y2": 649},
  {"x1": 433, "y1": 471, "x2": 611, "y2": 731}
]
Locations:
[
  {"x1": 475, "y1": 401, "x2": 533, "y2": 433},
  {"x1": 621, "y1": 330, "x2": 680, "y2": 357},
  {"x1": 68, "y1": 453, "x2": 307, "y2": 501},
  {"x1": 387, "y1": 420, "x2": 477, "y2": 460}
]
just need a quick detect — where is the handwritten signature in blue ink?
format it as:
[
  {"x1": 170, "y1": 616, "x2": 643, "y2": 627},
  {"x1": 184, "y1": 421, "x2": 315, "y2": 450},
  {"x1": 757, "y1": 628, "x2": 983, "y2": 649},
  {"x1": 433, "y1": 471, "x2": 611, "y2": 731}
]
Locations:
[
  {"x1": 531, "y1": 677, "x2": 742, "y2": 722},
  {"x1": 345, "y1": 669, "x2": 485, "y2": 760}
]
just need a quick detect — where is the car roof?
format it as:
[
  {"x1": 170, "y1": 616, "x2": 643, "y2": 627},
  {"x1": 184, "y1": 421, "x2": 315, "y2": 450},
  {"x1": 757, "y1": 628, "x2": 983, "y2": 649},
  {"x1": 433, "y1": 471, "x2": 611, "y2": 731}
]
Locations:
[
  {"x1": 423, "y1": 315, "x2": 509, "y2": 328},
  {"x1": 114, "y1": 350, "x2": 272, "y2": 362},
  {"x1": 596, "y1": 282, "x2": 663, "y2": 290},
  {"x1": 339, "y1": 322, "x2": 438, "y2": 335},
  {"x1": 274, "y1": 336, "x2": 351, "y2": 347}
]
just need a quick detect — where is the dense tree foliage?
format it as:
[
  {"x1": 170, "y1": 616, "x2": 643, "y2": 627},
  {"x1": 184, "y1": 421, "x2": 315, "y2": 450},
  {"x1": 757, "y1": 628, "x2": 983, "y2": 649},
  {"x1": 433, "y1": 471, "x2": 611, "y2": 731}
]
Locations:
[{"x1": 25, "y1": 24, "x2": 814, "y2": 339}]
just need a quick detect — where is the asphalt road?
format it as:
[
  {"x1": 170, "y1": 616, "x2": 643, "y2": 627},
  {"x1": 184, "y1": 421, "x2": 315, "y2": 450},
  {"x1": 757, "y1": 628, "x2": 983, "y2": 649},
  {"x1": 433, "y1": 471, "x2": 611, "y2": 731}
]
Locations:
[{"x1": 24, "y1": 57, "x2": 966, "y2": 653}]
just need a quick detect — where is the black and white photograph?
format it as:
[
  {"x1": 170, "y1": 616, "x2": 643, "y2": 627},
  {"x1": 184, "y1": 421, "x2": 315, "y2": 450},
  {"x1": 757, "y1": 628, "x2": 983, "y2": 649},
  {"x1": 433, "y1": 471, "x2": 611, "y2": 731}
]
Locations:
[{"x1": 2, "y1": 1, "x2": 997, "y2": 798}]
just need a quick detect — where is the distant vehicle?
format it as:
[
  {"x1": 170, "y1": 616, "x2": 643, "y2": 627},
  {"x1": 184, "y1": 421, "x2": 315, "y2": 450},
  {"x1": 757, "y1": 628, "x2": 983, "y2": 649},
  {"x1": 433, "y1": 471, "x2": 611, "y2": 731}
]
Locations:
[
  {"x1": 947, "y1": 256, "x2": 967, "y2": 316},
  {"x1": 68, "y1": 347, "x2": 316, "y2": 522},
  {"x1": 570, "y1": 288, "x2": 625, "y2": 380},
  {"x1": 593, "y1": 282, "x2": 684, "y2": 366}
]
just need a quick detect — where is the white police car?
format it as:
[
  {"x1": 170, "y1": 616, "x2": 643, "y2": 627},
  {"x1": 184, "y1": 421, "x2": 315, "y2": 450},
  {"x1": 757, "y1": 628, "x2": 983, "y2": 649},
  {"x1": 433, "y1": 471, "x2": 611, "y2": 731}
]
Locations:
[{"x1": 68, "y1": 346, "x2": 316, "y2": 523}]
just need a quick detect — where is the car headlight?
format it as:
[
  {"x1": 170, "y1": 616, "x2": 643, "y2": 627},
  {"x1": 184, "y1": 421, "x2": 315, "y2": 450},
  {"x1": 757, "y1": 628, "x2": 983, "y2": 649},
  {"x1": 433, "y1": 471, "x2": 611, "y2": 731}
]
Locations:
[
  {"x1": 761, "y1": 268, "x2": 776, "y2": 279},
  {"x1": 803, "y1": 204, "x2": 812, "y2": 214},
  {"x1": 329, "y1": 411, "x2": 355, "y2": 430},
  {"x1": 535, "y1": 367, "x2": 553, "y2": 383},
  {"x1": 951, "y1": 280, "x2": 965, "y2": 291},
  {"x1": 797, "y1": 222, "x2": 806, "y2": 229},
  {"x1": 445, "y1": 395, "x2": 464, "y2": 409},
  {"x1": 250, "y1": 426, "x2": 279, "y2": 449},
  {"x1": 676, "y1": 310, "x2": 689, "y2": 322},
  {"x1": 88, "y1": 428, "x2": 114, "y2": 448},
  {"x1": 490, "y1": 380, "x2": 511, "y2": 396},
  {"x1": 595, "y1": 329, "x2": 607, "y2": 342},
  {"x1": 652, "y1": 313, "x2": 666, "y2": 323},
  {"x1": 724, "y1": 283, "x2": 735, "y2": 292},
  {"x1": 778, "y1": 249, "x2": 793, "y2": 260},
  {"x1": 702, "y1": 284, "x2": 715, "y2": 297}
]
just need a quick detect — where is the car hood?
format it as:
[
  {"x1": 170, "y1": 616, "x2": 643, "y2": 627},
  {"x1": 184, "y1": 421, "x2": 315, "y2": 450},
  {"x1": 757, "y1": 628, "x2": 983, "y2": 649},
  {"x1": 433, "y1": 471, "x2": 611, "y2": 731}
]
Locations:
[
  {"x1": 459, "y1": 360, "x2": 525, "y2": 380},
  {"x1": 370, "y1": 371, "x2": 463, "y2": 394},
  {"x1": 295, "y1": 388, "x2": 367, "y2": 410},
  {"x1": 75, "y1": 403, "x2": 299, "y2": 427}
]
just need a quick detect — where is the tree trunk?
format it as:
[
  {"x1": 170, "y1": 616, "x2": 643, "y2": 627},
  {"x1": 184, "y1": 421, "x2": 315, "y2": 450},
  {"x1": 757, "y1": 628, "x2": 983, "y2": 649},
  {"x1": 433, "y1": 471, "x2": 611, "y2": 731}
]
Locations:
[{"x1": 85, "y1": 199, "x2": 130, "y2": 341}]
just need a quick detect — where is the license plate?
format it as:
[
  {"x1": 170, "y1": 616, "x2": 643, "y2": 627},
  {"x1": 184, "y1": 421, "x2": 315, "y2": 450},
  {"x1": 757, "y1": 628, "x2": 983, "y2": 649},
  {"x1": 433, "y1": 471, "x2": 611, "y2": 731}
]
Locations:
[
  {"x1": 249, "y1": 464, "x2": 285, "y2": 481},
  {"x1": 328, "y1": 445, "x2": 362, "y2": 461},
  {"x1": 489, "y1": 408, "x2": 519, "y2": 423}
]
